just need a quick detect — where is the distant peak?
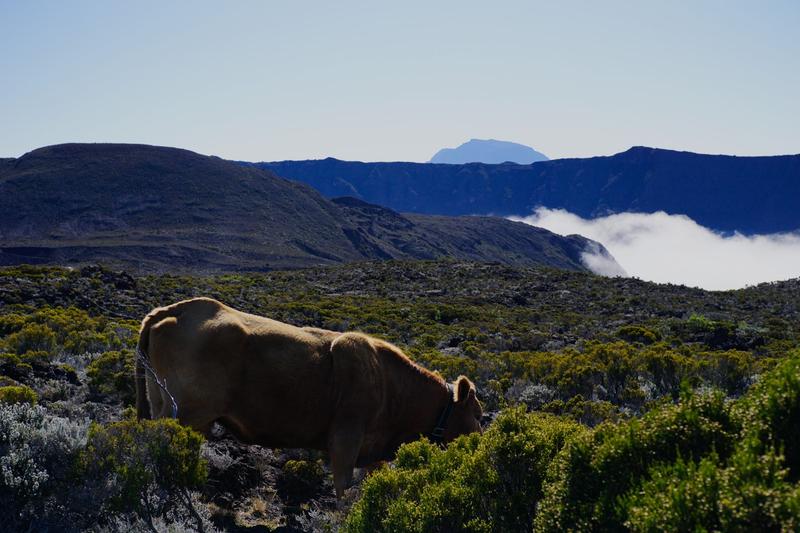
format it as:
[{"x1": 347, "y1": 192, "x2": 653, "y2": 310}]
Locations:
[
  {"x1": 430, "y1": 139, "x2": 549, "y2": 165},
  {"x1": 615, "y1": 146, "x2": 658, "y2": 156},
  {"x1": 626, "y1": 145, "x2": 654, "y2": 151}
]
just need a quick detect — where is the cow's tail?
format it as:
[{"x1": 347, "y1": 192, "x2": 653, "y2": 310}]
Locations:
[{"x1": 135, "y1": 313, "x2": 154, "y2": 420}]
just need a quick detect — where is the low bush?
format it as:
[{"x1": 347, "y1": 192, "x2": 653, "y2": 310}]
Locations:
[
  {"x1": 0, "y1": 305, "x2": 137, "y2": 361},
  {"x1": 0, "y1": 352, "x2": 33, "y2": 380},
  {"x1": 87, "y1": 349, "x2": 135, "y2": 405},
  {"x1": 344, "y1": 408, "x2": 586, "y2": 532},
  {"x1": 616, "y1": 325, "x2": 660, "y2": 345},
  {"x1": 624, "y1": 454, "x2": 724, "y2": 532},
  {"x1": 345, "y1": 353, "x2": 800, "y2": 531},
  {"x1": 733, "y1": 349, "x2": 800, "y2": 478},
  {"x1": 0, "y1": 384, "x2": 38, "y2": 405},
  {"x1": 0, "y1": 402, "x2": 88, "y2": 530},
  {"x1": 540, "y1": 395, "x2": 620, "y2": 426},
  {"x1": 280, "y1": 459, "x2": 326, "y2": 502},
  {"x1": 536, "y1": 351, "x2": 800, "y2": 532},
  {"x1": 624, "y1": 447, "x2": 800, "y2": 532},
  {"x1": 0, "y1": 313, "x2": 27, "y2": 336},
  {"x1": 1, "y1": 323, "x2": 57, "y2": 356},
  {"x1": 535, "y1": 388, "x2": 738, "y2": 531},
  {"x1": 78, "y1": 417, "x2": 208, "y2": 531}
]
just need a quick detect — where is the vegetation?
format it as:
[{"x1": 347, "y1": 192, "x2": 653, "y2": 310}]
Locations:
[
  {"x1": 0, "y1": 383, "x2": 38, "y2": 405},
  {"x1": 0, "y1": 402, "x2": 209, "y2": 532},
  {"x1": 86, "y1": 349, "x2": 136, "y2": 404},
  {"x1": 348, "y1": 352, "x2": 800, "y2": 532},
  {"x1": 280, "y1": 459, "x2": 327, "y2": 502},
  {"x1": 345, "y1": 408, "x2": 586, "y2": 532},
  {"x1": 1, "y1": 260, "x2": 799, "y2": 530},
  {"x1": 0, "y1": 402, "x2": 88, "y2": 530},
  {"x1": 79, "y1": 417, "x2": 209, "y2": 532}
]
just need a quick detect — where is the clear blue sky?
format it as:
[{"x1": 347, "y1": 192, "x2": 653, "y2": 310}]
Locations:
[{"x1": 2, "y1": 1, "x2": 798, "y2": 162}]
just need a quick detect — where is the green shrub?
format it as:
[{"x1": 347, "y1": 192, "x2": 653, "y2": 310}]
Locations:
[
  {"x1": 19, "y1": 350, "x2": 51, "y2": 365},
  {"x1": 698, "y1": 349, "x2": 756, "y2": 393},
  {"x1": 687, "y1": 313, "x2": 715, "y2": 333},
  {"x1": 679, "y1": 314, "x2": 765, "y2": 350},
  {"x1": 624, "y1": 454, "x2": 723, "y2": 532},
  {"x1": 541, "y1": 396, "x2": 620, "y2": 426},
  {"x1": 86, "y1": 350, "x2": 135, "y2": 405},
  {"x1": 0, "y1": 353, "x2": 22, "y2": 367},
  {"x1": 59, "y1": 363, "x2": 78, "y2": 383},
  {"x1": 715, "y1": 444, "x2": 800, "y2": 529},
  {"x1": 624, "y1": 447, "x2": 800, "y2": 532},
  {"x1": 535, "y1": 389, "x2": 738, "y2": 531},
  {"x1": 344, "y1": 408, "x2": 586, "y2": 532},
  {"x1": 733, "y1": 350, "x2": 800, "y2": 478},
  {"x1": 531, "y1": 352, "x2": 800, "y2": 531},
  {"x1": 0, "y1": 384, "x2": 38, "y2": 405},
  {"x1": 64, "y1": 329, "x2": 119, "y2": 353},
  {"x1": 0, "y1": 313, "x2": 27, "y2": 336},
  {"x1": 0, "y1": 306, "x2": 137, "y2": 360},
  {"x1": 2, "y1": 323, "x2": 57, "y2": 356},
  {"x1": 78, "y1": 418, "x2": 208, "y2": 531},
  {"x1": 617, "y1": 325, "x2": 660, "y2": 345},
  {"x1": 0, "y1": 352, "x2": 34, "y2": 377}
]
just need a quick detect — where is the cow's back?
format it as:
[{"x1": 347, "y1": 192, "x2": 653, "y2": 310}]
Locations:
[{"x1": 145, "y1": 298, "x2": 338, "y2": 448}]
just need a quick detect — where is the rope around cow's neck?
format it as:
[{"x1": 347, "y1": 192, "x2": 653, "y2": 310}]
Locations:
[
  {"x1": 136, "y1": 346, "x2": 178, "y2": 419},
  {"x1": 429, "y1": 383, "x2": 454, "y2": 445}
]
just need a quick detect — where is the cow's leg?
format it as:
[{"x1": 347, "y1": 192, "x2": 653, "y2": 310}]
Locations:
[
  {"x1": 328, "y1": 424, "x2": 364, "y2": 499},
  {"x1": 147, "y1": 373, "x2": 216, "y2": 435},
  {"x1": 177, "y1": 413, "x2": 214, "y2": 436},
  {"x1": 364, "y1": 461, "x2": 385, "y2": 474},
  {"x1": 169, "y1": 386, "x2": 217, "y2": 436}
]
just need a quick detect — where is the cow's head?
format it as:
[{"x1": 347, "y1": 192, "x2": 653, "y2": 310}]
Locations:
[{"x1": 442, "y1": 375, "x2": 483, "y2": 441}]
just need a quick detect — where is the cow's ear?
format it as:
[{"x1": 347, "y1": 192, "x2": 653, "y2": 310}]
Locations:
[{"x1": 454, "y1": 376, "x2": 473, "y2": 403}]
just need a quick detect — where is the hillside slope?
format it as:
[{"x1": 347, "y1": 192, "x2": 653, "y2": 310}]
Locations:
[
  {"x1": 259, "y1": 147, "x2": 800, "y2": 233},
  {"x1": 0, "y1": 143, "x2": 615, "y2": 273}
]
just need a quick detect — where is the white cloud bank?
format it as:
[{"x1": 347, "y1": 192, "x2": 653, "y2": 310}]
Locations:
[{"x1": 512, "y1": 209, "x2": 800, "y2": 291}]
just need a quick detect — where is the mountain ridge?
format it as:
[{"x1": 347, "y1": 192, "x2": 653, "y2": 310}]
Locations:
[{"x1": 259, "y1": 146, "x2": 800, "y2": 234}]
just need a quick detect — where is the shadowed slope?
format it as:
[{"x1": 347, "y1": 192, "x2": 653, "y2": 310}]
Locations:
[{"x1": 0, "y1": 143, "x2": 617, "y2": 273}]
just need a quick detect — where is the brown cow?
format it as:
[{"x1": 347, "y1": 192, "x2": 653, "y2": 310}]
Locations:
[{"x1": 135, "y1": 297, "x2": 482, "y2": 497}]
